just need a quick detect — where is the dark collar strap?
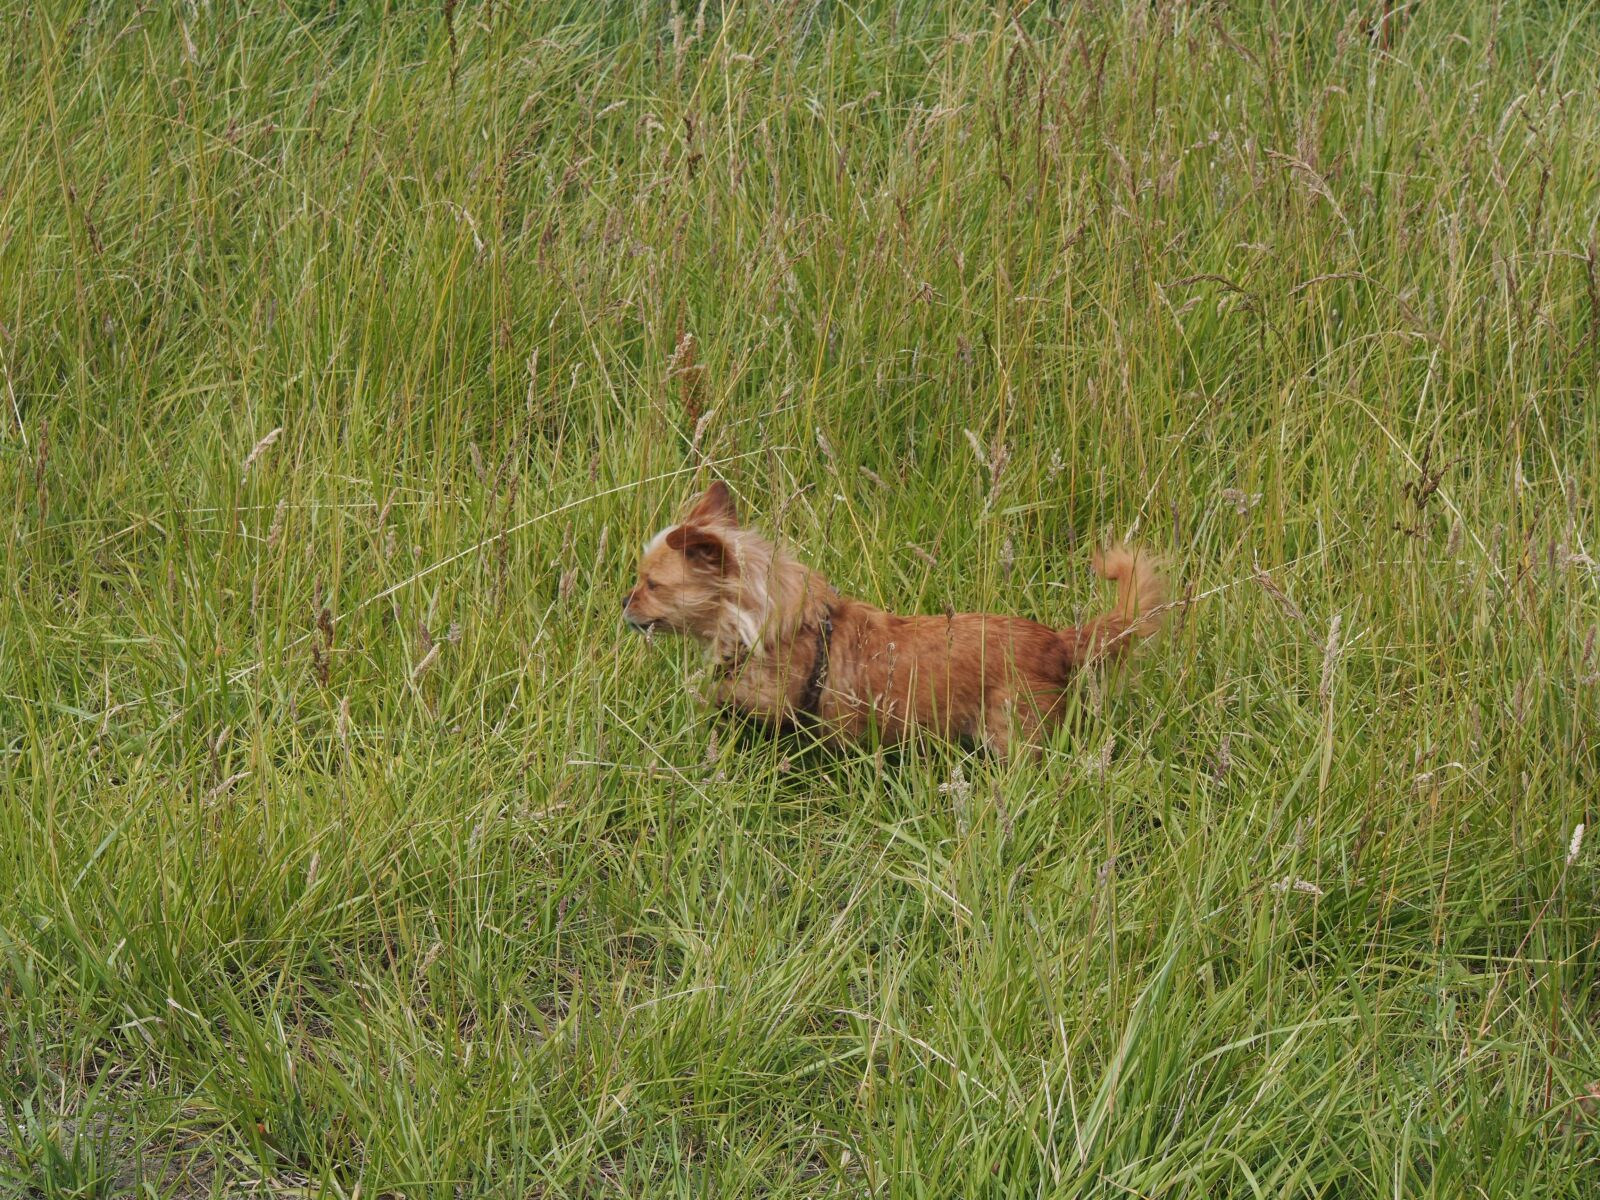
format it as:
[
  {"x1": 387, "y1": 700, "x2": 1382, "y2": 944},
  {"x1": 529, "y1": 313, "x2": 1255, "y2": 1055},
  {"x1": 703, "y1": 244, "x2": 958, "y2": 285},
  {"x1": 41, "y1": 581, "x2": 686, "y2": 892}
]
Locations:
[{"x1": 794, "y1": 608, "x2": 834, "y2": 723}]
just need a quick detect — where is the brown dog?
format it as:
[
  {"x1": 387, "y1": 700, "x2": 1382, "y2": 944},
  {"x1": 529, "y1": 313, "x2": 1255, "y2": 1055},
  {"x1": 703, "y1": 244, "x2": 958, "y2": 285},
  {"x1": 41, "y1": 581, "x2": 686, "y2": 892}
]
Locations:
[{"x1": 624, "y1": 482, "x2": 1163, "y2": 757}]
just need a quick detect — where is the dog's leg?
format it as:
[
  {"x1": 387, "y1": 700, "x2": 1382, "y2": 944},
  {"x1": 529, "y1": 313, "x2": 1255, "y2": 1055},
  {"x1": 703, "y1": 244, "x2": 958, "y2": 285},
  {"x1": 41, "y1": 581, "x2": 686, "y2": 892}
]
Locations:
[
  {"x1": 983, "y1": 686, "x2": 1056, "y2": 761},
  {"x1": 980, "y1": 692, "x2": 1026, "y2": 761}
]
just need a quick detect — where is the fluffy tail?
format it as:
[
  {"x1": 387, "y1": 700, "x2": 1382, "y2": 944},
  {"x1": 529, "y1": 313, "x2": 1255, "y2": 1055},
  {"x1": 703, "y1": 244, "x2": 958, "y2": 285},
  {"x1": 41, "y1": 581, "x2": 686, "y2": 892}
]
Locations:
[{"x1": 1068, "y1": 545, "x2": 1165, "y2": 665}]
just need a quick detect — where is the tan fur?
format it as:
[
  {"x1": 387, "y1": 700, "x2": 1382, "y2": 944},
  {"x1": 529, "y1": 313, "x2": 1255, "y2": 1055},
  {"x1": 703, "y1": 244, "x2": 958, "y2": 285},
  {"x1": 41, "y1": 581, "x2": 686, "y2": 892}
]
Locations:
[{"x1": 624, "y1": 482, "x2": 1165, "y2": 757}]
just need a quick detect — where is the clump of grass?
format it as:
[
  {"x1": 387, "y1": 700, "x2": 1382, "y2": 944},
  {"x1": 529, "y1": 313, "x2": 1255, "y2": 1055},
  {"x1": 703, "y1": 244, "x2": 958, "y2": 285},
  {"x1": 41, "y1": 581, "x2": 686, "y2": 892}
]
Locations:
[{"x1": 2, "y1": 2, "x2": 1598, "y2": 1196}]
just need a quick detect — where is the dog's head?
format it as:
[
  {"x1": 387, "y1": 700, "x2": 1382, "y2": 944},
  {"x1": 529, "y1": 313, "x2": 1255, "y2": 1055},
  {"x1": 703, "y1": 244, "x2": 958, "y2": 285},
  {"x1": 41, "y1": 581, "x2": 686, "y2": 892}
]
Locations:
[{"x1": 623, "y1": 482, "x2": 740, "y2": 641}]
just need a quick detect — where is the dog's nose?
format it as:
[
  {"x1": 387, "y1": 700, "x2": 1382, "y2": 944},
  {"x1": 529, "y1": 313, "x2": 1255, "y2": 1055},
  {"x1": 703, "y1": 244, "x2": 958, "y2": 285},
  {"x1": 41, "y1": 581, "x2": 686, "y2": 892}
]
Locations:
[{"x1": 621, "y1": 591, "x2": 632, "y2": 612}]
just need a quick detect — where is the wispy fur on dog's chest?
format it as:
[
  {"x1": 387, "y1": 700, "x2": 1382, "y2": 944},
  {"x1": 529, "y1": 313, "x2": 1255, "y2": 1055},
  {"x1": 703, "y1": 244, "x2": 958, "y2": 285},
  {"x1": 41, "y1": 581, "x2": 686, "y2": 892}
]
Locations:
[{"x1": 717, "y1": 618, "x2": 831, "y2": 725}]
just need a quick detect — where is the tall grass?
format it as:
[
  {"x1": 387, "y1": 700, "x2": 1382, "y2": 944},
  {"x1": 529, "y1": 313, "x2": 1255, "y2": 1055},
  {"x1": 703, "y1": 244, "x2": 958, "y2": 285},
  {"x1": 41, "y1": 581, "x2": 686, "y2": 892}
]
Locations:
[{"x1": 2, "y1": 1, "x2": 1597, "y2": 1195}]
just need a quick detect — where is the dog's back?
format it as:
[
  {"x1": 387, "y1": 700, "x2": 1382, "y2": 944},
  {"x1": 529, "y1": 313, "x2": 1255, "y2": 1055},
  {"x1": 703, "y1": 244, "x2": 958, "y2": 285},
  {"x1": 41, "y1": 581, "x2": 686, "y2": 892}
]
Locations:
[{"x1": 814, "y1": 549, "x2": 1163, "y2": 751}]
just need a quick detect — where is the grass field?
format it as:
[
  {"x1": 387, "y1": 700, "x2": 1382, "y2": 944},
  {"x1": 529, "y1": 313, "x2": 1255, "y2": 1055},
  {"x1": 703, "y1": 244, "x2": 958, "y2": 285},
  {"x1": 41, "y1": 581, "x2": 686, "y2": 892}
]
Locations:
[{"x1": 3, "y1": 1, "x2": 1600, "y2": 1195}]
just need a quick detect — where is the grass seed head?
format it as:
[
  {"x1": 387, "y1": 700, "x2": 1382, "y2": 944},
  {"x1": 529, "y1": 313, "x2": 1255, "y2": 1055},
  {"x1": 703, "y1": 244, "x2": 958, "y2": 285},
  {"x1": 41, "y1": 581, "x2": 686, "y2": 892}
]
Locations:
[
  {"x1": 266, "y1": 498, "x2": 287, "y2": 548},
  {"x1": 1320, "y1": 613, "x2": 1343, "y2": 701},
  {"x1": 412, "y1": 642, "x2": 441, "y2": 682},
  {"x1": 241, "y1": 426, "x2": 282, "y2": 474}
]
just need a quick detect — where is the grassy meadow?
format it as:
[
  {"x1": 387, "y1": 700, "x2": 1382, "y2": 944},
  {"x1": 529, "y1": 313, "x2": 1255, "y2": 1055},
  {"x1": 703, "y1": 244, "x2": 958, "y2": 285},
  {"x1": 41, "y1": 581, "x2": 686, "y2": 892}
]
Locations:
[{"x1": 4, "y1": 1, "x2": 1600, "y2": 1194}]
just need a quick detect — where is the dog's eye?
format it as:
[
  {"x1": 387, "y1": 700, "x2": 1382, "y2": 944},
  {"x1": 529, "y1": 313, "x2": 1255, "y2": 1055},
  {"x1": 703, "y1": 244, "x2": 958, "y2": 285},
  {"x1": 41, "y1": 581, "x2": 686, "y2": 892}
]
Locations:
[{"x1": 644, "y1": 577, "x2": 657, "y2": 591}]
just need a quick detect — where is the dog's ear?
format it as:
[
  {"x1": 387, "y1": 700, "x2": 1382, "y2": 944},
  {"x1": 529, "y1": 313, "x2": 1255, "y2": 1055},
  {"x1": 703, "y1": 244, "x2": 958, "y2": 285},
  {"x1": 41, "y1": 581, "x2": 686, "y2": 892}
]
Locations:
[
  {"x1": 665, "y1": 524, "x2": 729, "y2": 573},
  {"x1": 684, "y1": 481, "x2": 737, "y2": 526}
]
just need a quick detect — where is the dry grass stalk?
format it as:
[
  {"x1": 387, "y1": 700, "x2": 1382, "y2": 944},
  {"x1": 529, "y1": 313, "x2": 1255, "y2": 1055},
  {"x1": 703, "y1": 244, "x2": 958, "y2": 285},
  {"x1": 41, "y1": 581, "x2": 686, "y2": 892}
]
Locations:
[{"x1": 1256, "y1": 569, "x2": 1306, "y2": 623}]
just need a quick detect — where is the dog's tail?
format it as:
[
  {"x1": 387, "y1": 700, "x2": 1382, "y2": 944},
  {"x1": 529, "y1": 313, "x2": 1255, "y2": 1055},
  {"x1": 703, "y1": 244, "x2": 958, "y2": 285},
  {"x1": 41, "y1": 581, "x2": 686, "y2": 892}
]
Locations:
[{"x1": 1062, "y1": 545, "x2": 1165, "y2": 666}]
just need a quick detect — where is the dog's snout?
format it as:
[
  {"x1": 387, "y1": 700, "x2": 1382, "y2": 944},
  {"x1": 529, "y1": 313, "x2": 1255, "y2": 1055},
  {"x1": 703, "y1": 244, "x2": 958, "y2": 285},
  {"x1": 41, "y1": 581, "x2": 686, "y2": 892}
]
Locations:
[{"x1": 622, "y1": 589, "x2": 649, "y2": 631}]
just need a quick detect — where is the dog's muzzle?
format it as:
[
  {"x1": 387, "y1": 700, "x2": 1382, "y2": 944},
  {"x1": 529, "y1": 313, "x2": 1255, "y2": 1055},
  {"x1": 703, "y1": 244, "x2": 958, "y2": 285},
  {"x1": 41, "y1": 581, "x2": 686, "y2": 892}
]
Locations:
[{"x1": 622, "y1": 595, "x2": 658, "y2": 633}]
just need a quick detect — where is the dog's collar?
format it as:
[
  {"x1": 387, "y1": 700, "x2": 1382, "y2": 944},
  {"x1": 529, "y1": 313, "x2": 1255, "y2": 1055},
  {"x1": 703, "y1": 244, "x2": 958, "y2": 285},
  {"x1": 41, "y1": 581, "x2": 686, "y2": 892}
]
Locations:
[
  {"x1": 794, "y1": 607, "x2": 834, "y2": 724},
  {"x1": 713, "y1": 608, "x2": 834, "y2": 726}
]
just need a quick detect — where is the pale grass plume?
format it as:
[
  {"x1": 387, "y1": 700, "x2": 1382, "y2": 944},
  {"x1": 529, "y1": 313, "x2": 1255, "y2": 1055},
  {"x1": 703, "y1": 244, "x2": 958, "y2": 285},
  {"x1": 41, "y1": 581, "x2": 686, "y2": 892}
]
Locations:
[
  {"x1": 206, "y1": 771, "x2": 249, "y2": 802},
  {"x1": 938, "y1": 763, "x2": 971, "y2": 806},
  {"x1": 1220, "y1": 487, "x2": 1262, "y2": 515},
  {"x1": 1212, "y1": 732, "x2": 1232, "y2": 783},
  {"x1": 666, "y1": 330, "x2": 698, "y2": 377},
  {"x1": 265, "y1": 497, "x2": 287, "y2": 548},
  {"x1": 1256, "y1": 567, "x2": 1305, "y2": 623},
  {"x1": 1271, "y1": 878, "x2": 1325, "y2": 897},
  {"x1": 241, "y1": 427, "x2": 282, "y2": 474},
  {"x1": 963, "y1": 428, "x2": 1010, "y2": 508},
  {"x1": 691, "y1": 408, "x2": 715, "y2": 453},
  {"x1": 1085, "y1": 663, "x2": 1105, "y2": 713},
  {"x1": 963, "y1": 428, "x2": 989, "y2": 470},
  {"x1": 1319, "y1": 614, "x2": 1342, "y2": 701},
  {"x1": 412, "y1": 642, "x2": 442, "y2": 681}
]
